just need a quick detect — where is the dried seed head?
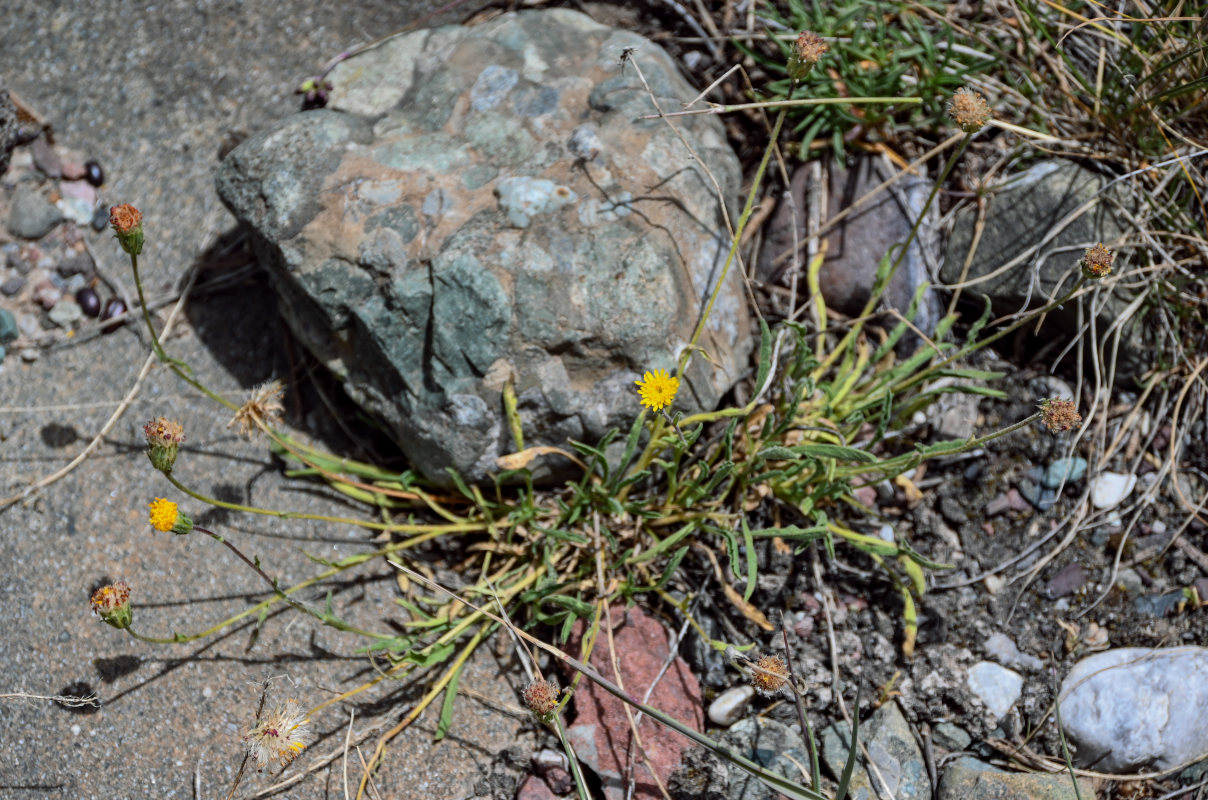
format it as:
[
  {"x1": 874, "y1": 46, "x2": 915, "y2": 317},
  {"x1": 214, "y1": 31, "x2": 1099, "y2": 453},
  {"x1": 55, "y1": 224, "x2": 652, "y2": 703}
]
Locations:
[
  {"x1": 1079, "y1": 243, "x2": 1113, "y2": 279},
  {"x1": 521, "y1": 679, "x2": 560, "y2": 721},
  {"x1": 1039, "y1": 398, "x2": 1081, "y2": 433},
  {"x1": 787, "y1": 31, "x2": 828, "y2": 82},
  {"x1": 749, "y1": 653, "x2": 790, "y2": 697},
  {"x1": 243, "y1": 698, "x2": 313, "y2": 769},
  {"x1": 230, "y1": 381, "x2": 285, "y2": 438},
  {"x1": 947, "y1": 87, "x2": 992, "y2": 134}
]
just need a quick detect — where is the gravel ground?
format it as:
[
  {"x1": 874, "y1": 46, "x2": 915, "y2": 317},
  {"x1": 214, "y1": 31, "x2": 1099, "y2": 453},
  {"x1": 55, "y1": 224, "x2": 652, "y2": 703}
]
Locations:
[{"x1": 0, "y1": 3, "x2": 540, "y2": 798}]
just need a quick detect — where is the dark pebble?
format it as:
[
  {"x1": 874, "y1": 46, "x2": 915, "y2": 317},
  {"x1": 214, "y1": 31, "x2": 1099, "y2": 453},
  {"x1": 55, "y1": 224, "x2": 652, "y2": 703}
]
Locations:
[
  {"x1": 57, "y1": 249, "x2": 94, "y2": 278},
  {"x1": 84, "y1": 160, "x2": 104, "y2": 187},
  {"x1": 1, "y1": 275, "x2": 25, "y2": 296},
  {"x1": 90, "y1": 207, "x2": 109, "y2": 232},
  {"x1": 100, "y1": 297, "x2": 126, "y2": 333},
  {"x1": 1046, "y1": 562, "x2": 1086, "y2": 599},
  {"x1": 76, "y1": 287, "x2": 101, "y2": 317}
]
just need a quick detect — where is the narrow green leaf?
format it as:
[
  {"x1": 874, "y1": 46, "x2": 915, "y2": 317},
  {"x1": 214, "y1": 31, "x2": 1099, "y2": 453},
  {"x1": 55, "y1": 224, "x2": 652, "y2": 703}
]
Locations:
[
  {"x1": 434, "y1": 660, "x2": 466, "y2": 741},
  {"x1": 758, "y1": 446, "x2": 799, "y2": 461},
  {"x1": 791, "y1": 444, "x2": 876, "y2": 462},
  {"x1": 754, "y1": 317, "x2": 773, "y2": 394},
  {"x1": 741, "y1": 518, "x2": 758, "y2": 602},
  {"x1": 834, "y1": 687, "x2": 862, "y2": 800}
]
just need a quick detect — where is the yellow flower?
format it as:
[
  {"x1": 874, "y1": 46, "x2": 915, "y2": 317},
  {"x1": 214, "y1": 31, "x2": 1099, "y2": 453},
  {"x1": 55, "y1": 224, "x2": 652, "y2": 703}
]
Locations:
[
  {"x1": 148, "y1": 498, "x2": 193, "y2": 535},
  {"x1": 635, "y1": 369, "x2": 679, "y2": 412}
]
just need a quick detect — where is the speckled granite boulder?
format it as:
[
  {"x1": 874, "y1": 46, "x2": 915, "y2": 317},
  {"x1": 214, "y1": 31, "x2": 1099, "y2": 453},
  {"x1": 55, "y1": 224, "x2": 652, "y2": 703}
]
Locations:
[{"x1": 216, "y1": 9, "x2": 749, "y2": 483}]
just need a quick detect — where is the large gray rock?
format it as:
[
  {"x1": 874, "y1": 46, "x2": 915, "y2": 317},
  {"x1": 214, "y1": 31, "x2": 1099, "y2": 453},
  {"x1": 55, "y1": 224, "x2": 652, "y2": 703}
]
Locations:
[
  {"x1": 0, "y1": 75, "x2": 18, "y2": 177},
  {"x1": 939, "y1": 160, "x2": 1149, "y2": 381},
  {"x1": 1059, "y1": 647, "x2": 1208, "y2": 772},
  {"x1": 216, "y1": 9, "x2": 750, "y2": 484},
  {"x1": 939, "y1": 757, "x2": 1093, "y2": 800}
]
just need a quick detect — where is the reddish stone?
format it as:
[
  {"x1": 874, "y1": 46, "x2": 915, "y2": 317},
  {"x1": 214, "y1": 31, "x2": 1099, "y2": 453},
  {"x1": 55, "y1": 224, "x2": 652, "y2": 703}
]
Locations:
[
  {"x1": 517, "y1": 773, "x2": 563, "y2": 800},
  {"x1": 565, "y1": 605, "x2": 703, "y2": 800}
]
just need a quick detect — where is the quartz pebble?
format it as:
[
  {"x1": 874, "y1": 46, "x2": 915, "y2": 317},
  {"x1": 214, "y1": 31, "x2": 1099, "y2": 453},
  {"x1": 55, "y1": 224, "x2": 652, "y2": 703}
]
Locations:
[
  {"x1": 1090, "y1": 471, "x2": 1137, "y2": 510},
  {"x1": 966, "y1": 661, "x2": 1023, "y2": 719},
  {"x1": 48, "y1": 299, "x2": 83, "y2": 328},
  {"x1": 1060, "y1": 647, "x2": 1208, "y2": 771},
  {"x1": 706, "y1": 684, "x2": 754, "y2": 727}
]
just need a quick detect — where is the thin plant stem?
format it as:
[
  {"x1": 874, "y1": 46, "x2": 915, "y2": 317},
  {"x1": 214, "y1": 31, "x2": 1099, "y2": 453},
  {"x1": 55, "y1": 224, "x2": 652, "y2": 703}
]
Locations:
[
  {"x1": 129, "y1": 252, "x2": 238, "y2": 411},
  {"x1": 192, "y1": 524, "x2": 392, "y2": 640},
  {"x1": 162, "y1": 471, "x2": 485, "y2": 535}
]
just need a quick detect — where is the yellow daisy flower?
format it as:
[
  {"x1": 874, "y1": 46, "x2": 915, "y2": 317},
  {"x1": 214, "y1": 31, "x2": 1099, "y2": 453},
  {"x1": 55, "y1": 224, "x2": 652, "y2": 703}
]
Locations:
[{"x1": 635, "y1": 369, "x2": 679, "y2": 412}]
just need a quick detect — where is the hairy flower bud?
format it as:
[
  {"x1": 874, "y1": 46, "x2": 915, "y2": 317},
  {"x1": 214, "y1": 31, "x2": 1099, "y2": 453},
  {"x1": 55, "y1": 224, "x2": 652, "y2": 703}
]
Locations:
[
  {"x1": 91, "y1": 582, "x2": 132, "y2": 630},
  {"x1": 144, "y1": 417, "x2": 185, "y2": 474},
  {"x1": 109, "y1": 204, "x2": 144, "y2": 257}
]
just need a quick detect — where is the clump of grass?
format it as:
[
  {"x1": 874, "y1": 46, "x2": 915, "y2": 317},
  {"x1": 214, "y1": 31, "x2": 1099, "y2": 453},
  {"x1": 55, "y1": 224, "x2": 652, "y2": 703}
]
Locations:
[
  {"x1": 88, "y1": 30, "x2": 1106, "y2": 800},
  {"x1": 738, "y1": 0, "x2": 998, "y2": 157}
]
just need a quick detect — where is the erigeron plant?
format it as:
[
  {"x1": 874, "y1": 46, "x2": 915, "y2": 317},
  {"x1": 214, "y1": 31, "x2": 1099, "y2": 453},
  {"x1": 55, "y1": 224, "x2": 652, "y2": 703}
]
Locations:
[{"x1": 92, "y1": 36, "x2": 1110, "y2": 796}]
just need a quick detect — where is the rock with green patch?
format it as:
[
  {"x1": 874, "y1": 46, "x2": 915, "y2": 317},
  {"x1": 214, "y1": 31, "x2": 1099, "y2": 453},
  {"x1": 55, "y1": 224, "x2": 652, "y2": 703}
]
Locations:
[
  {"x1": 939, "y1": 757, "x2": 1092, "y2": 800},
  {"x1": 216, "y1": 9, "x2": 749, "y2": 483}
]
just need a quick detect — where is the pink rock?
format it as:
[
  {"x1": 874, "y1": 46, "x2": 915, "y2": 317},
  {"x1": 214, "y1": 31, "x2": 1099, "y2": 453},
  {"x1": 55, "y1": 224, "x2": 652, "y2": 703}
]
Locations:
[
  {"x1": 59, "y1": 179, "x2": 97, "y2": 206},
  {"x1": 517, "y1": 773, "x2": 563, "y2": 800},
  {"x1": 1006, "y1": 488, "x2": 1031, "y2": 513},
  {"x1": 60, "y1": 161, "x2": 87, "y2": 181},
  {"x1": 565, "y1": 605, "x2": 703, "y2": 800},
  {"x1": 853, "y1": 485, "x2": 877, "y2": 508}
]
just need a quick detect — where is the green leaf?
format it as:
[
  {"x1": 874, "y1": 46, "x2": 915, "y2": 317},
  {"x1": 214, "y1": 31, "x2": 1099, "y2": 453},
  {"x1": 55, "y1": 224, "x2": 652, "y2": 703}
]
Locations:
[
  {"x1": 757, "y1": 446, "x2": 798, "y2": 461},
  {"x1": 542, "y1": 593, "x2": 595, "y2": 617},
  {"x1": 790, "y1": 444, "x2": 876, "y2": 462},
  {"x1": 434, "y1": 659, "x2": 466, "y2": 741},
  {"x1": 741, "y1": 518, "x2": 758, "y2": 602},
  {"x1": 754, "y1": 317, "x2": 773, "y2": 394},
  {"x1": 834, "y1": 687, "x2": 862, "y2": 800}
]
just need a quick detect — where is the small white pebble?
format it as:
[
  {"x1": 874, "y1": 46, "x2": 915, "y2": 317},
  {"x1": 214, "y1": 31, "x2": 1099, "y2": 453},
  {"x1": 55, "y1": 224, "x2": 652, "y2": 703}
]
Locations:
[
  {"x1": 202, "y1": 686, "x2": 213, "y2": 699},
  {"x1": 912, "y1": 411, "x2": 927, "y2": 426},
  {"x1": 1151, "y1": 520, "x2": 1167, "y2": 535},
  {"x1": 708, "y1": 685, "x2": 756, "y2": 727},
  {"x1": 71, "y1": 724, "x2": 81, "y2": 735}
]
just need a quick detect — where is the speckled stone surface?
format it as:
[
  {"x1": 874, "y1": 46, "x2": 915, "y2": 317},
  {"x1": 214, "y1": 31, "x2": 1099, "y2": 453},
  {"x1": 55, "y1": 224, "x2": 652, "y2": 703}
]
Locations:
[
  {"x1": 0, "y1": 2, "x2": 544, "y2": 798},
  {"x1": 216, "y1": 8, "x2": 750, "y2": 484}
]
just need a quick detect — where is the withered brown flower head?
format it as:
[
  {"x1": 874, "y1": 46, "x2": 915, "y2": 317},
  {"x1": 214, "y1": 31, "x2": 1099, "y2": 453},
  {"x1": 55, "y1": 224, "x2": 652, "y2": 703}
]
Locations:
[
  {"x1": 1040, "y1": 398, "x2": 1082, "y2": 433},
  {"x1": 794, "y1": 32, "x2": 828, "y2": 65},
  {"x1": 787, "y1": 31, "x2": 828, "y2": 81},
  {"x1": 947, "y1": 87, "x2": 992, "y2": 134},
  {"x1": 109, "y1": 204, "x2": 142, "y2": 234},
  {"x1": 749, "y1": 653, "x2": 790, "y2": 697},
  {"x1": 230, "y1": 381, "x2": 285, "y2": 438},
  {"x1": 1080, "y1": 243, "x2": 1113, "y2": 279},
  {"x1": 521, "y1": 679, "x2": 559, "y2": 720},
  {"x1": 144, "y1": 417, "x2": 185, "y2": 448}
]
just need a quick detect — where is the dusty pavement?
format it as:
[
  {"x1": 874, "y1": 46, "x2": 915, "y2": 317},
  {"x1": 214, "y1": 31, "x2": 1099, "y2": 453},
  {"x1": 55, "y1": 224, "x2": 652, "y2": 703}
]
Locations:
[{"x1": 0, "y1": 2, "x2": 540, "y2": 798}]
